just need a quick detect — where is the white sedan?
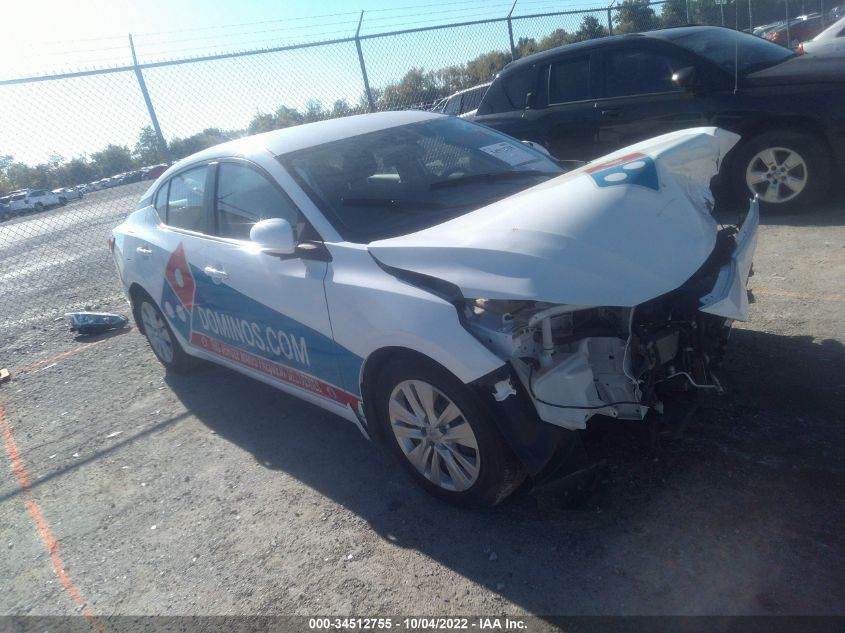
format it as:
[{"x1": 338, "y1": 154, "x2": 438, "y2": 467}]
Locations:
[{"x1": 112, "y1": 111, "x2": 758, "y2": 507}]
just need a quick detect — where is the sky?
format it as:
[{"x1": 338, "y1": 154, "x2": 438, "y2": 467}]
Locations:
[{"x1": 0, "y1": 0, "x2": 621, "y2": 165}]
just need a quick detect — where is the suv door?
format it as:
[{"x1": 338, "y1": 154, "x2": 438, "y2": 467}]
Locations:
[
  {"x1": 195, "y1": 160, "x2": 354, "y2": 410},
  {"x1": 519, "y1": 53, "x2": 601, "y2": 160},
  {"x1": 592, "y1": 43, "x2": 712, "y2": 156}
]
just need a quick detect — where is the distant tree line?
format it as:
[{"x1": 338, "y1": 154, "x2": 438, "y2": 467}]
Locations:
[{"x1": 0, "y1": 0, "x2": 804, "y2": 193}]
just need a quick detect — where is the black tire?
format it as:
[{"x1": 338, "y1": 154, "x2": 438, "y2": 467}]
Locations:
[
  {"x1": 34, "y1": 202, "x2": 44, "y2": 211},
  {"x1": 59, "y1": 197, "x2": 67, "y2": 206},
  {"x1": 729, "y1": 131, "x2": 831, "y2": 213},
  {"x1": 132, "y1": 290, "x2": 197, "y2": 373},
  {"x1": 375, "y1": 355, "x2": 525, "y2": 508}
]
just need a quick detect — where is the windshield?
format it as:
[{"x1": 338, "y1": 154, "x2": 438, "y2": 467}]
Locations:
[
  {"x1": 278, "y1": 117, "x2": 562, "y2": 243},
  {"x1": 665, "y1": 28, "x2": 795, "y2": 75}
]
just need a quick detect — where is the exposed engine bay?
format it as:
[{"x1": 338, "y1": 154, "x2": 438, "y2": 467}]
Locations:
[{"x1": 462, "y1": 225, "x2": 744, "y2": 430}]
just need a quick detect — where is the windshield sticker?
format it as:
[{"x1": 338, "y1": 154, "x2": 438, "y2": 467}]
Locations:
[
  {"x1": 585, "y1": 152, "x2": 659, "y2": 191},
  {"x1": 479, "y1": 142, "x2": 537, "y2": 167}
]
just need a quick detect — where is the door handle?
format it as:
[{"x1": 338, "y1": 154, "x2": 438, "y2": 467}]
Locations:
[
  {"x1": 203, "y1": 265, "x2": 229, "y2": 281},
  {"x1": 136, "y1": 245, "x2": 152, "y2": 257},
  {"x1": 601, "y1": 109, "x2": 620, "y2": 118}
]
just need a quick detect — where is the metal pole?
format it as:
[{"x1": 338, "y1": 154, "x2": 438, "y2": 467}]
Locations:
[
  {"x1": 128, "y1": 34, "x2": 170, "y2": 162},
  {"x1": 354, "y1": 11, "x2": 376, "y2": 113},
  {"x1": 686, "y1": 0, "x2": 691, "y2": 23},
  {"x1": 607, "y1": 0, "x2": 615, "y2": 35},
  {"x1": 748, "y1": 0, "x2": 753, "y2": 30},
  {"x1": 785, "y1": 0, "x2": 790, "y2": 47},
  {"x1": 720, "y1": 0, "x2": 726, "y2": 25},
  {"x1": 507, "y1": 0, "x2": 518, "y2": 61}
]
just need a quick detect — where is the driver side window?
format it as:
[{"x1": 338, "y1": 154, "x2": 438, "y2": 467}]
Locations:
[{"x1": 213, "y1": 163, "x2": 301, "y2": 241}]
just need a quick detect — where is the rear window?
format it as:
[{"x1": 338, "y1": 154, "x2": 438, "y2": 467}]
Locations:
[
  {"x1": 502, "y1": 68, "x2": 535, "y2": 108},
  {"x1": 548, "y1": 56, "x2": 591, "y2": 104}
]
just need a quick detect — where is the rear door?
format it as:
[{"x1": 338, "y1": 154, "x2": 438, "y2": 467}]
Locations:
[
  {"x1": 521, "y1": 52, "x2": 602, "y2": 160},
  {"x1": 592, "y1": 42, "x2": 712, "y2": 156}
]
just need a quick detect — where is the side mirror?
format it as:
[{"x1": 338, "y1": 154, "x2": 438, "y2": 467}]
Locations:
[
  {"x1": 672, "y1": 66, "x2": 699, "y2": 91},
  {"x1": 250, "y1": 218, "x2": 295, "y2": 256}
]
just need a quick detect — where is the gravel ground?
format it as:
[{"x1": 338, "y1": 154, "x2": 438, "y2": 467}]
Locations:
[{"x1": 0, "y1": 191, "x2": 843, "y2": 625}]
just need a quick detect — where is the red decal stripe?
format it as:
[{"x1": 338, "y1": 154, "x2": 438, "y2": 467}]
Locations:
[
  {"x1": 585, "y1": 152, "x2": 647, "y2": 174},
  {"x1": 191, "y1": 333, "x2": 360, "y2": 408}
]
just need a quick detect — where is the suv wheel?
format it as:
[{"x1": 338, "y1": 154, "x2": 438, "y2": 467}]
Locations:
[
  {"x1": 731, "y1": 131, "x2": 830, "y2": 213},
  {"x1": 376, "y1": 356, "x2": 525, "y2": 507}
]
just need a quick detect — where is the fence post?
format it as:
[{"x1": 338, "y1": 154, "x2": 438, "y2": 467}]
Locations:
[
  {"x1": 607, "y1": 1, "x2": 615, "y2": 35},
  {"x1": 748, "y1": 0, "x2": 754, "y2": 29},
  {"x1": 507, "y1": 0, "x2": 519, "y2": 60},
  {"x1": 128, "y1": 34, "x2": 170, "y2": 162},
  {"x1": 785, "y1": 0, "x2": 791, "y2": 47},
  {"x1": 686, "y1": 0, "x2": 691, "y2": 23},
  {"x1": 355, "y1": 12, "x2": 376, "y2": 113}
]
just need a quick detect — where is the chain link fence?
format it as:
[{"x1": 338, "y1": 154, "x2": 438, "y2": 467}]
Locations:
[{"x1": 0, "y1": 0, "x2": 835, "y2": 336}]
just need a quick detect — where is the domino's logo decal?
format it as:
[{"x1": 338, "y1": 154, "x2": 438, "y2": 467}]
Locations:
[
  {"x1": 160, "y1": 243, "x2": 195, "y2": 341},
  {"x1": 585, "y1": 152, "x2": 659, "y2": 191}
]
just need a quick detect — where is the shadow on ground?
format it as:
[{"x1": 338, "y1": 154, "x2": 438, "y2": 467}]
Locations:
[{"x1": 164, "y1": 328, "x2": 845, "y2": 616}]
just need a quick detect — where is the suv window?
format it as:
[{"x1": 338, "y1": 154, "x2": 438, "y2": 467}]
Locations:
[
  {"x1": 166, "y1": 165, "x2": 208, "y2": 232},
  {"x1": 548, "y1": 56, "x2": 591, "y2": 104},
  {"x1": 213, "y1": 163, "x2": 301, "y2": 241},
  {"x1": 443, "y1": 95, "x2": 462, "y2": 116},
  {"x1": 604, "y1": 49, "x2": 682, "y2": 97},
  {"x1": 461, "y1": 85, "x2": 487, "y2": 113}
]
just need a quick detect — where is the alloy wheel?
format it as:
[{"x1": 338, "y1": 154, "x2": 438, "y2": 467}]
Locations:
[
  {"x1": 140, "y1": 301, "x2": 174, "y2": 364},
  {"x1": 388, "y1": 379, "x2": 480, "y2": 492},
  {"x1": 745, "y1": 146, "x2": 808, "y2": 204}
]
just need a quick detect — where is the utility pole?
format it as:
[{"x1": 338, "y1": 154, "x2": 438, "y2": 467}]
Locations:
[
  {"x1": 507, "y1": 0, "x2": 518, "y2": 61},
  {"x1": 129, "y1": 34, "x2": 170, "y2": 162},
  {"x1": 354, "y1": 11, "x2": 375, "y2": 113}
]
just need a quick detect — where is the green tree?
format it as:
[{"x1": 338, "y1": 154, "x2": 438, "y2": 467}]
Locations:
[
  {"x1": 615, "y1": 0, "x2": 661, "y2": 33},
  {"x1": 465, "y1": 51, "x2": 510, "y2": 85},
  {"x1": 378, "y1": 67, "x2": 442, "y2": 109},
  {"x1": 134, "y1": 126, "x2": 168, "y2": 166},
  {"x1": 661, "y1": 0, "x2": 689, "y2": 26},
  {"x1": 168, "y1": 129, "x2": 231, "y2": 160},
  {"x1": 90, "y1": 144, "x2": 135, "y2": 177},
  {"x1": 573, "y1": 15, "x2": 609, "y2": 41}
]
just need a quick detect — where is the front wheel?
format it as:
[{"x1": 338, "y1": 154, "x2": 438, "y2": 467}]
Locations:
[
  {"x1": 730, "y1": 131, "x2": 830, "y2": 213},
  {"x1": 376, "y1": 356, "x2": 525, "y2": 507},
  {"x1": 134, "y1": 294, "x2": 196, "y2": 373}
]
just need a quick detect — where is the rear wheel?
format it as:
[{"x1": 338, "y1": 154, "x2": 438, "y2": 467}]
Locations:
[
  {"x1": 376, "y1": 356, "x2": 525, "y2": 507},
  {"x1": 730, "y1": 131, "x2": 830, "y2": 213},
  {"x1": 134, "y1": 293, "x2": 196, "y2": 373}
]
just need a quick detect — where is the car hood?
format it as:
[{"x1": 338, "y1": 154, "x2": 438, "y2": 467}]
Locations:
[
  {"x1": 744, "y1": 53, "x2": 845, "y2": 85},
  {"x1": 368, "y1": 127, "x2": 740, "y2": 307}
]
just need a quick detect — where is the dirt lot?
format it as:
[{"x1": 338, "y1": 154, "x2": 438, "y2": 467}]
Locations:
[{"x1": 0, "y1": 193, "x2": 843, "y2": 626}]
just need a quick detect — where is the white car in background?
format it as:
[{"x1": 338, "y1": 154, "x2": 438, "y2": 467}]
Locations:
[
  {"x1": 52, "y1": 187, "x2": 83, "y2": 203},
  {"x1": 25, "y1": 188, "x2": 62, "y2": 211},
  {"x1": 799, "y1": 15, "x2": 845, "y2": 54},
  {"x1": 112, "y1": 112, "x2": 758, "y2": 507}
]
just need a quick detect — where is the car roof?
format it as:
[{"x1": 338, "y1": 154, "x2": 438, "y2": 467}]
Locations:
[
  {"x1": 173, "y1": 111, "x2": 441, "y2": 170},
  {"x1": 499, "y1": 25, "x2": 732, "y2": 75}
]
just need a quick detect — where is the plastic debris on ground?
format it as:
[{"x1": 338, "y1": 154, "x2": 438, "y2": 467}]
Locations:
[{"x1": 65, "y1": 311, "x2": 129, "y2": 336}]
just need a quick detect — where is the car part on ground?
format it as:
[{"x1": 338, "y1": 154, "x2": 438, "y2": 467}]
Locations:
[
  {"x1": 112, "y1": 112, "x2": 758, "y2": 507},
  {"x1": 65, "y1": 311, "x2": 129, "y2": 336}
]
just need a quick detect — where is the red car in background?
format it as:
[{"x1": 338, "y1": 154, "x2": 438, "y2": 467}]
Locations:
[
  {"x1": 142, "y1": 164, "x2": 168, "y2": 180},
  {"x1": 767, "y1": 14, "x2": 825, "y2": 48}
]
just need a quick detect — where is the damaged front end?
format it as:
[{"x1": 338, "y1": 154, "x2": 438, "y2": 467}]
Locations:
[{"x1": 463, "y1": 197, "x2": 758, "y2": 431}]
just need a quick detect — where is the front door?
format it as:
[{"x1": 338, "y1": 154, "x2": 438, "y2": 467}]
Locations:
[
  {"x1": 191, "y1": 160, "x2": 362, "y2": 413},
  {"x1": 592, "y1": 45, "x2": 711, "y2": 157}
]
